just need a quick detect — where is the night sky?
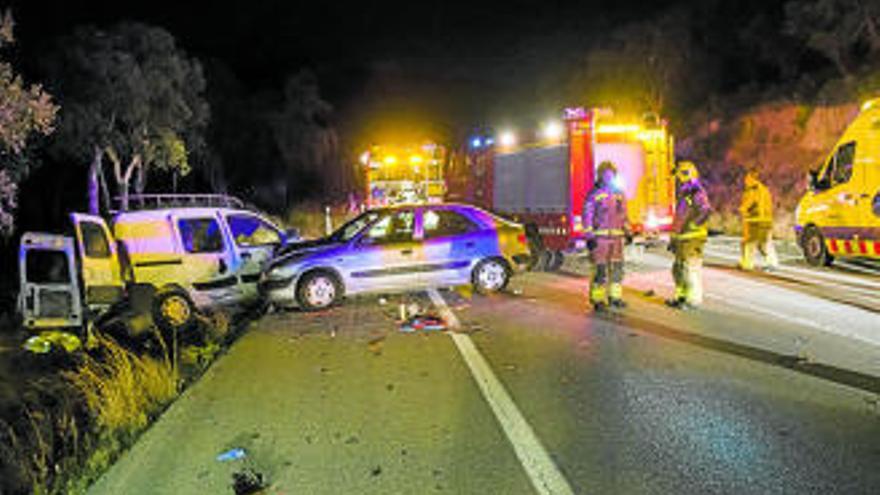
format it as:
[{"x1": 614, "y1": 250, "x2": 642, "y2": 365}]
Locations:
[{"x1": 10, "y1": 0, "x2": 786, "y2": 143}]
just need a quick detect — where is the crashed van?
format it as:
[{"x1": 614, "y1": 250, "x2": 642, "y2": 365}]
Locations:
[
  {"x1": 795, "y1": 99, "x2": 880, "y2": 266},
  {"x1": 19, "y1": 195, "x2": 295, "y2": 333}
]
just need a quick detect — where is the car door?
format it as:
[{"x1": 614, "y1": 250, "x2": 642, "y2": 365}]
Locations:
[
  {"x1": 18, "y1": 234, "x2": 83, "y2": 328},
  {"x1": 816, "y1": 142, "x2": 861, "y2": 253},
  {"x1": 421, "y1": 207, "x2": 482, "y2": 286},
  {"x1": 346, "y1": 208, "x2": 424, "y2": 293},
  {"x1": 225, "y1": 212, "x2": 283, "y2": 303},
  {"x1": 174, "y1": 213, "x2": 238, "y2": 306},
  {"x1": 853, "y1": 140, "x2": 880, "y2": 253},
  {"x1": 70, "y1": 213, "x2": 125, "y2": 309}
]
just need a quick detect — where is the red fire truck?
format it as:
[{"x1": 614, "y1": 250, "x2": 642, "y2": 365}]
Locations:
[{"x1": 447, "y1": 107, "x2": 676, "y2": 270}]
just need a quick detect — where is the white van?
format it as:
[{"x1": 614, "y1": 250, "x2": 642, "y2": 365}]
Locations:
[{"x1": 19, "y1": 195, "x2": 295, "y2": 333}]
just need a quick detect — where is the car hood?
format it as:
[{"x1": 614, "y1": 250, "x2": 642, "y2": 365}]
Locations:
[{"x1": 270, "y1": 238, "x2": 343, "y2": 269}]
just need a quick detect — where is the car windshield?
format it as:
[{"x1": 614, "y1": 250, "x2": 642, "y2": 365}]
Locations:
[{"x1": 328, "y1": 211, "x2": 382, "y2": 242}]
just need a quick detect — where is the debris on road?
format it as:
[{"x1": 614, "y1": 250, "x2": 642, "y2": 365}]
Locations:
[
  {"x1": 217, "y1": 448, "x2": 247, "y2": 462},
  {"x1": 231, "y1": 468, "x2": 267, "y2": 495},
  {"x1": 23, "y1": 331, "x2": 82, "y2": 354},
  {"x1": 399, "y1": 314, "x2": 447, "y2": 333},
  {"x1": 367, "y1": 336, "x2": 385, "y2": 355}
]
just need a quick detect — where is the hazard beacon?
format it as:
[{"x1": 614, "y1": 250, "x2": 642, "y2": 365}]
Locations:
[{"x1": 448, "y1": 108, "x2": 676, "y2": 271}]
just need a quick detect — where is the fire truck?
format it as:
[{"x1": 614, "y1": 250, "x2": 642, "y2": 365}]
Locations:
[
  {"x1": 448, "y1": 107, "x2": 676, "y2": 270},
  {"x1": 362, "y1": 143, "x2": 447, "y2": 207}
]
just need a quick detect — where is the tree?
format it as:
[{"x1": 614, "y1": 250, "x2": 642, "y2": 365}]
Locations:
[
  {"x1": 270, "y1": 69, "x2": 341, "y2": 204},
  {"x1": 573, "y1": 8, "x2": 708, "y2": 121},
  {"x1": 0, "y1": 10, "x2": 58, "y2": 235},
  {"x1": 43, "y1": 23, "x2": 208, "y2": 213},
  {"x1": 784, "y1": 0, "x2": 867, "y2": 78}
]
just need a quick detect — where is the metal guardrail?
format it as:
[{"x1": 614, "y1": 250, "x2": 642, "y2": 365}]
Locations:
[{"x1": 111, "y1": 194, "x2": 246, "y2": 213}]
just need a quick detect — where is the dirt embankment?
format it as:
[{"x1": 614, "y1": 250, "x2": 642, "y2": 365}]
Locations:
[{"x1": 680, "y1": 102, "x2": 859, "y2": 238}]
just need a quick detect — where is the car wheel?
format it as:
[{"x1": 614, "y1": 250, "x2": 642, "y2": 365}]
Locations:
[
  {"x1": 802, "y1": 226, "x2": 834, "y2": 267},
  {"x1": 152, "y1": 289, "x2": 196, "y2": 334},
  {"x1": 472, "y1": 258, "x2": 510, "y2": 294},
  {"x1": 296, "y1": 271, "x2": 341, "y2": 311}
]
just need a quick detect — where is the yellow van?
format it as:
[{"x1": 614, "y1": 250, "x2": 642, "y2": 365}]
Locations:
[{"x1": 795, "y1": 99, "x2": 880, "y2": 266}]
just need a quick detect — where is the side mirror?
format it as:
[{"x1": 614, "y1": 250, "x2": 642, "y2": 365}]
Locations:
[{"x1": 808, "y1": 170, "x2": 818, "y2": 191}]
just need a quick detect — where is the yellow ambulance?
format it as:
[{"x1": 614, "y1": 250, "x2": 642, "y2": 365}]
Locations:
[{"x1": 795, "y1": 99, "x2": 880, "y2": 266}]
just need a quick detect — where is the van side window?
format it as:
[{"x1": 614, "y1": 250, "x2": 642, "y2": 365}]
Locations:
[
  {"x1": 832, "y1": 141, "x2": 856, "y2": 185},
  {"x1": 81, "y1": 222, "x2": 111, "y2": 258},
  {"x1": 178, "y1": 218, "x2": 224, "y2": 253},
  {"x1": 228, "y1": 214, "x2": 281, "y2": 247}
]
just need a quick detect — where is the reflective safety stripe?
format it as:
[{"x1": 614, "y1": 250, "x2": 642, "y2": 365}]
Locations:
[
  {"x1": 672, "y1": 229, "x2": 707, "y2": 241},
  {"x1": 826, "y1": 238, "x2": 880, "y2": 257},
  {"x1": 594, "y1": 229, "x2": 625, "y2": 237},
  {"x1": 610, "y1": 283, "x2": 623, "y2": 299}
]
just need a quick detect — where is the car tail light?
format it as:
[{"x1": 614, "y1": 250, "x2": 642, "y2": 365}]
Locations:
[{"x1": 517, "y1": 233, "x2": 527, "y2": 244}]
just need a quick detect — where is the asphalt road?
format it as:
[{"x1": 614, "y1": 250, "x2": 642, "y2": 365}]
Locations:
[{"x1": 89, "y1": 259, "x2": 880, "y2": 495}]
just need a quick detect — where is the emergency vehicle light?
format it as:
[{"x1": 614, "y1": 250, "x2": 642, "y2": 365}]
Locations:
[
  {"x1": 542, "y1": 121, "x2": 564, "y2": 141},
  {"x1": 596, "y1": 124, "x2": 641, "y2": 134}
]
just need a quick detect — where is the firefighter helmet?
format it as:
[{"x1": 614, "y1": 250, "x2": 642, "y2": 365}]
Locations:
[
  {"x1": 597, "y1": 160, "x2": 617, "y2": 177},
  {"x1": 674, "y1": 161, "x2": 700, "y2": 181}
]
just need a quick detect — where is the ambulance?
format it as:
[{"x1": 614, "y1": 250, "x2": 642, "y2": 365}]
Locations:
[{"x1": 795, "y1": 99, "x2": 880, "y2": 266}]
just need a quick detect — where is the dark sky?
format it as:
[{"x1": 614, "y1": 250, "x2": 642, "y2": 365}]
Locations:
[{"x1": 9, "y1": 0, "x2": 780, "y2": 144}]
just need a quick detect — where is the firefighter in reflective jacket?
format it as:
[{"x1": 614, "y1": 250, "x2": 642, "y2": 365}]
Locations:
[
  {"x1": 583, "y1": 161, "x2": 629, "y2": 311},
  {"x1": 738, "y1": 169, "x2": 779, "y2": 271},
  {"x1": 667, "y1": 161, "x2": 712, "y2": 309}
]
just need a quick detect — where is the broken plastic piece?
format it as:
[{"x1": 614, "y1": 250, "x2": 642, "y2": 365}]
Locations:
[
  {"x1": 399, "y1": 314, "x2": 447, "y2": 333},
  {"x1": 23, "y1": 331, "x2": 82, "y2": 354},
  {"x1": 217, "y1": 448, "x2": 247, "y2": 462}
]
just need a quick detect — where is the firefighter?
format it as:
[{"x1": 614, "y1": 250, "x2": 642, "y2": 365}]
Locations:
[
  {"x1": 739, "y1": 169, "x2": 779, "y2": 271},
  {"x1": 583, "y1": 160, "x2": 629, "y2": 312},
  {"x1": 667, "y1": 161, "x2": 712, "y2": 309}
]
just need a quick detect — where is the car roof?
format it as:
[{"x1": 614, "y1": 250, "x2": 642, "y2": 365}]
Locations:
[
  {"x1": 113, "y1": 207, "x2": 262, "y2": 223},
  {"x1": 366, "y1": 202, "x2": 480, "y2": 213}
]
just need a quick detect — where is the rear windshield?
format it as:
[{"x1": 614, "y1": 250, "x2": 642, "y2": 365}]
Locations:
[{"x1": 26, "y1": 250, "x2": 71, "y2": 284}]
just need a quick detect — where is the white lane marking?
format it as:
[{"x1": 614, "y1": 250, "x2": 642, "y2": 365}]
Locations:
[
  {"x1": 427, "y1": 289, "x2": 575, "y2": 495},
  {"x1": 627, "y1": 263, "x2": 880, "y2": 347},
  {"x1": 703, "y1": 247, "x2": 880, "y2": 295}
]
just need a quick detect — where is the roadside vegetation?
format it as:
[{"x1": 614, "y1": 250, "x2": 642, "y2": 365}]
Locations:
[{"x1": 0, "y1": 317, "x2": 236, "y2": 494}]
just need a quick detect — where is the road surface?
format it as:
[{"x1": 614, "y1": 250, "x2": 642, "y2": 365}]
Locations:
[{"x1": 89, "y1": 247, "x2": 880, "y2": 494}]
